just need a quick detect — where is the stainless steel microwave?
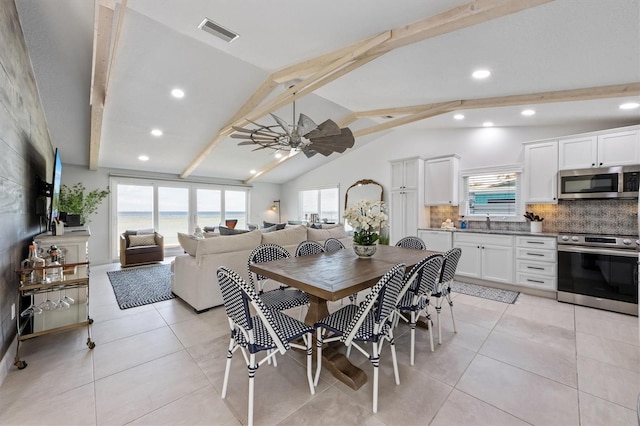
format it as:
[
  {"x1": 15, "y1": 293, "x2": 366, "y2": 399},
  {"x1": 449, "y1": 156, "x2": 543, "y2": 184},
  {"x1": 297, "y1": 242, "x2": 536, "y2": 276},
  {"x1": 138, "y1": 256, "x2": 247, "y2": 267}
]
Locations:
[{"x1": 558, "y1": 165, "x2": 640, "y2": 199}]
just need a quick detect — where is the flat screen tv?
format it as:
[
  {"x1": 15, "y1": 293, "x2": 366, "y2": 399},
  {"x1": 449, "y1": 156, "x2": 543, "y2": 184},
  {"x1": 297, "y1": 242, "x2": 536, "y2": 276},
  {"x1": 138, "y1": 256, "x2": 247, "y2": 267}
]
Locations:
[{"x1": 49, "y1": 148, "x2": 62, "y2": 230}]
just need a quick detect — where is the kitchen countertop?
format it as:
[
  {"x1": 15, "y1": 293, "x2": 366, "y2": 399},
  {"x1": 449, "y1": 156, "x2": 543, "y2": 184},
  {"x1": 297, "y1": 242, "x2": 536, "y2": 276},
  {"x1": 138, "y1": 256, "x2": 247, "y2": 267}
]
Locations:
[{"x1": 418, "y1": 227, "x2": 558, "y2": 238}]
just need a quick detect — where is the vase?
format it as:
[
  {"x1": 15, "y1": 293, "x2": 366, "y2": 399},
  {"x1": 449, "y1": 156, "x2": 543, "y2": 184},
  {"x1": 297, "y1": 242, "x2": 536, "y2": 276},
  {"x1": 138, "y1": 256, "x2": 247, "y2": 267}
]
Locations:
[
  {"x1": 530, "y1": 221, "x2": 542, "y2": 233},
  {"x1": 353, "y1": 244, "x2": 377, "y2": 258}
]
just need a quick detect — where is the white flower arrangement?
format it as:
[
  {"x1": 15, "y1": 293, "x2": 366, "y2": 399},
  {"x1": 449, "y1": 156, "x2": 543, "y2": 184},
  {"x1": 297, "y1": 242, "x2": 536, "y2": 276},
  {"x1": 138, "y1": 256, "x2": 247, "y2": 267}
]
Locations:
[{"x1": 344, "y1": 200, "x2": 388, "y2": 245}]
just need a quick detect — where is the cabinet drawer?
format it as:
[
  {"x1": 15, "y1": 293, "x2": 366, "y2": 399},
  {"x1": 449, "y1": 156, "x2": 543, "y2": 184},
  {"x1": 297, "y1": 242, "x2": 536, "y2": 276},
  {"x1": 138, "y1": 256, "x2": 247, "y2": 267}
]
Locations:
[
  {"x1": 454, "y1": 233, "x2": 513, "y2": 246},
  {"x1": 516, "y1": 272, "x2": 556, "y2": 291},
  {"x1": 515, "y1": 235, "x2": 556, "y2": 250},
  {"x1": 516, "y1": 259, "x2": 556, "y2": 277},
  {"x1": 516, "y1": 247, "x2": 557, "y2": 262}
]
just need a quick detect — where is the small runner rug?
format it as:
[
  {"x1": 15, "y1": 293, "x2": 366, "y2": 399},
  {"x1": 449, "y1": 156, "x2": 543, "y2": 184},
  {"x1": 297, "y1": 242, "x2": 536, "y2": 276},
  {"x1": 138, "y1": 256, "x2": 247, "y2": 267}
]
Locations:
[
  {"x1": 451, "y1": 281, "x2": 519, "y2": 304},
  {"x1": 107, "y1": 264, "x2": 175, "y2": 309}
]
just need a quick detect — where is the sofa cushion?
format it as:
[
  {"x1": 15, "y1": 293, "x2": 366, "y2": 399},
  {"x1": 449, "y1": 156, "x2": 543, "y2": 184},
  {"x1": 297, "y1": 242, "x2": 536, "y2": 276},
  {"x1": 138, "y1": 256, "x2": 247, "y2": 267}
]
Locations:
[
  {"x1": 219, "y1": 226, "x2": 250, "y2": 235},
  {"x1": 196, "y1": 229, "x2": 262, "y2": 263},
  {"x1": 129, "y1": 234, "x2": 156, "y2": 247},
  {"x1": 261, "y1": 225, "x2": 307, "y2": 246},
  {"x1": 263, "y1": 221, "x2": 286, "y2": 230},
  {"x1": 307, "y1": 226, "x2": 348, "y2": 242},
  {"x1": 178, "y1": 232, "x2": 200, "y2": 256}
]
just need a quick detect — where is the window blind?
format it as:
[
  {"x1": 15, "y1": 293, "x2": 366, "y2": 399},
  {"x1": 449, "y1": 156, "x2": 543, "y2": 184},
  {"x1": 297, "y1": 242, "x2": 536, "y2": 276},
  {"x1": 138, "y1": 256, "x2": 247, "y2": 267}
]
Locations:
[{"x1": 461, "y1": 167, "x2": 523, "y2": 218}]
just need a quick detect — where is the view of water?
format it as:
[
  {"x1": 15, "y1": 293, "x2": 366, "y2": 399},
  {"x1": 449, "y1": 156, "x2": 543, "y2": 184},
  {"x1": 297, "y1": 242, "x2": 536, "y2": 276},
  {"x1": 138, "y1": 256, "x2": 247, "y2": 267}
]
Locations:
[{"x1": 118, "y1": 211, "x2": 247, "y2": 247}]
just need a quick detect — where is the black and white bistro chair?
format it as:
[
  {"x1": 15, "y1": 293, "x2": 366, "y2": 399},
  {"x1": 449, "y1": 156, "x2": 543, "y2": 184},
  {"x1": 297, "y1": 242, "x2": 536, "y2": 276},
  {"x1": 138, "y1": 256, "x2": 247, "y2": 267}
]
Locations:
[
  {"x1": 295, "y1": 240, "x2": 325, "y2": 257},
  {"x1": 395, "y1": 253, "x2": 444, "y2": 365},
  {"x1": 433, "y1": 247, "x2": 462, "y2": 344},
  {"x1": 395, "y1": 236, "x2": 427, "y2": 250},
  {"x1": 248, "y1": 243, "x2": 309, "y2": 314},
  {"x1": 314, "y1": 263, "x2": 406, "y2": 413},
  {"x1": 216, "y1": 266, "x2": 315, "y2": 426},
  {"x1": 323, "y1": 237, "x2": 345, "y2": 253}
]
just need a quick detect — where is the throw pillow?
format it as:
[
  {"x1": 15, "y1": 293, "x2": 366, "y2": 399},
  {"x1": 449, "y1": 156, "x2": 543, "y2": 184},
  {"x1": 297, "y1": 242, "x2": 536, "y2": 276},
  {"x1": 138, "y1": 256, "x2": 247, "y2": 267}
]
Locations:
[
  {"x1": 310, "y1": 223, "x2": 322, "y2": 229},
  {"x1": 177, "y1": 232, "x2": 200, "y2": 256},
  {"x1": 260, "y1": 224, "x2": 278, "y2": 233},
  {"x1": 129, "y1": 234, "x2": 156, "y2": 247},
  {"x1": 219, "y1": 226, "x2": 250, "y2": 235},
  {"x1": 203, "y1": 226, "x2": 216, "y2": 232},
  {"x1": 263, "y1": 221, "x2": 286, "y2": 230}
]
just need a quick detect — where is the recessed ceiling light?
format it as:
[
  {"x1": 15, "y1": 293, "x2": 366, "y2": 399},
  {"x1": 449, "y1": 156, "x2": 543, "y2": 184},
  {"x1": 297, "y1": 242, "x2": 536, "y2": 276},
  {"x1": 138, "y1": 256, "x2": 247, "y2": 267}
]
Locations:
[
  {"x1": 472, "y1": 69, "x2": 491, "y2": 79},
  {"x1": 521, "y1": 109, "x2": 536, "y2": 116},
  {"x1": 171, "y1": 88, "x2": 185, "y2": 99},
  {"x1": 138, "y1": 155, "x2": 149, "y2": 161},
  {"x1": 619, "y1": 102, "x2": 640, "y2": 110},
  {"x1": 274, "y1": 152, "x2": 282, "y2": 159},
  {"x1": 150, "y1": 129, "x2": 163, "y2": 136},
  {"x1": 249, "y1": 169, "x2": 257, "y2": 174},
  {"x1": 482, "y1": 121, "x2": 494, "y2": 127},
  {"x1": 453, "y1": 114, "x2": 465, "y2": 120}
]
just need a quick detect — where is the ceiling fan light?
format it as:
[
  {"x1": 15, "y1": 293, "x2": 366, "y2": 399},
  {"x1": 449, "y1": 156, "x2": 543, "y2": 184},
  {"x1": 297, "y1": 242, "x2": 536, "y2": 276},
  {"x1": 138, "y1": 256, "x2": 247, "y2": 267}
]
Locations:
[{"x1": 453, "y1": 114, "x2": 464, "y2": 120}]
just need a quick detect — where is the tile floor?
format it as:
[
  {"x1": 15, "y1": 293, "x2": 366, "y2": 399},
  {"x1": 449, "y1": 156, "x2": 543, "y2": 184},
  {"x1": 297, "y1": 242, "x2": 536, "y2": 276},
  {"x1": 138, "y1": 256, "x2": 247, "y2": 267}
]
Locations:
[{"x1": 1, "y1": 260, "x2": 639, "y2": 425}]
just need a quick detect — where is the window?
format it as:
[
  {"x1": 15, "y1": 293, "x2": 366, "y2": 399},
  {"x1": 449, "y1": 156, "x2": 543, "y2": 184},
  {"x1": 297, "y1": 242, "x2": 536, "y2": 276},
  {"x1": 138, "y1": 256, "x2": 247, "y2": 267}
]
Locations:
[
  {"x1": 461, "y1": 165, "x2": 524, "y2": 220},
  {"x1": 299, "y1": 186, "x2": 339, "y2": 222}
]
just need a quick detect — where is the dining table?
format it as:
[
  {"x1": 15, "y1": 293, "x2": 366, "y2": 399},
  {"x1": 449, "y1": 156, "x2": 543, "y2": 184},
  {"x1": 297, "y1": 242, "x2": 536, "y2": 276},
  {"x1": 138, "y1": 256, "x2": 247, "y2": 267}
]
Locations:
[{"x1": 249, "y1": 244, "x2": 440, "y2": 390}]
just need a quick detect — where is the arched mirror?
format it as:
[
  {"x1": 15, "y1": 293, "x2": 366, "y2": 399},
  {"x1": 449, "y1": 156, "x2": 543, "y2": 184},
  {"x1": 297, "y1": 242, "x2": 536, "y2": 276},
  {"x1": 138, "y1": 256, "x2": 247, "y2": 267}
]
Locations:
[{"x1": 345, "y1": 179, "x2": 384, "y2": 210}]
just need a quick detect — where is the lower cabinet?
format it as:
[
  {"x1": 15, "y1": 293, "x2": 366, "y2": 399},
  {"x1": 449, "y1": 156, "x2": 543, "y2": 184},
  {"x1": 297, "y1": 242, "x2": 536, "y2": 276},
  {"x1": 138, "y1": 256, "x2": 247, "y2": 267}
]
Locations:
[
  {"x1": 515, "y1": 235, "x2": 557, "y2": 291},
  {"x1": 417, "y1": 229, "x2": 453, "y2": 252},
  {"x1": 453, "y1": 233, "x2": 514, "y2": 284}
]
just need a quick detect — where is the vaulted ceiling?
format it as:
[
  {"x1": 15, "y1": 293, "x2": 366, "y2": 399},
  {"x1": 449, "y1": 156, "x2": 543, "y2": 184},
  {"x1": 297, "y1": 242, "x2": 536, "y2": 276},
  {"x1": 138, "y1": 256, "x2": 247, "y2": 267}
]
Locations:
[{"x1": 16, "y1": 0, "x2": 640, "y2": 184}]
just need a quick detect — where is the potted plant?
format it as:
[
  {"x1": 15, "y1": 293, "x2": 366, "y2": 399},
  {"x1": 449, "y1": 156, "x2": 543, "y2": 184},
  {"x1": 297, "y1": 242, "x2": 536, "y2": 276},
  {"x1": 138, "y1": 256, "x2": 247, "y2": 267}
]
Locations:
[
  {"x1": 524, "y1": 211, "x2": 544, "y2": 233},
  {"x1": 344, "y1": 200, "x2": 389, "y2": 257},
  {"x1": 59, "y1": 183, "x2": 110, "y2": 225}
]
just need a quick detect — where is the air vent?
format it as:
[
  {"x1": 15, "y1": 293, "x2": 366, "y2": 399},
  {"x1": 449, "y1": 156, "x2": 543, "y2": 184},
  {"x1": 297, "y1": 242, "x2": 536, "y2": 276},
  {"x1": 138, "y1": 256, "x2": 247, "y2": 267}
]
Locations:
[{"x1": 198, "y1": 18, "x2": 239, "y2": 43}]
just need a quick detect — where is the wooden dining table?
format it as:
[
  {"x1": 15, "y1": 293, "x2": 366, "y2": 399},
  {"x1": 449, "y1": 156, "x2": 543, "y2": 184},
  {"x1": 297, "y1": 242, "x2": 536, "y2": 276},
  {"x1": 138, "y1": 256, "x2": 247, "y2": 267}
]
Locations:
[{"x1": 249, "y1": 244, "x2": 439, "y2": 390}]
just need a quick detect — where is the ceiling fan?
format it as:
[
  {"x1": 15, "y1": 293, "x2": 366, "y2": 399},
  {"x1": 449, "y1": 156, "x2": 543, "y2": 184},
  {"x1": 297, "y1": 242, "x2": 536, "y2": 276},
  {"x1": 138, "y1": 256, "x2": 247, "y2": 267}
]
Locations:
[{"x1": 231, "y1": 100, "x2": 355, "y2": 158}]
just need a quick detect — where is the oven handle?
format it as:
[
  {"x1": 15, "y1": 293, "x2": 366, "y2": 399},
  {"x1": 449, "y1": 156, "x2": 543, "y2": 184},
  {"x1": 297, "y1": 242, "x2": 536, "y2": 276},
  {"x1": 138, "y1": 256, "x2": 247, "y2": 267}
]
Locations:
[{"x1": 557, "y1": 245, "x2": 638, "y2": 258}]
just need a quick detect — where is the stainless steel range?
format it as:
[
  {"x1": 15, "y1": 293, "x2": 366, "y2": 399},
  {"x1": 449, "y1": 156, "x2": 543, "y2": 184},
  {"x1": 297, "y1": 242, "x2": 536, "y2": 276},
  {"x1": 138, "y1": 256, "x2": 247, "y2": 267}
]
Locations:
[{"x1": 557, "y1": 233, "x2": 638, "y2": 316}]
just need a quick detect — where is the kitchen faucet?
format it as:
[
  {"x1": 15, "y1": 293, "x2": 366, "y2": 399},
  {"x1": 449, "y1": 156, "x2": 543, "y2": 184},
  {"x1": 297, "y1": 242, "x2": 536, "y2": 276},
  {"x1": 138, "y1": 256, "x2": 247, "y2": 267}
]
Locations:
[{"x1": 486, "y1": 214, "x2": 491, "y2": 229}]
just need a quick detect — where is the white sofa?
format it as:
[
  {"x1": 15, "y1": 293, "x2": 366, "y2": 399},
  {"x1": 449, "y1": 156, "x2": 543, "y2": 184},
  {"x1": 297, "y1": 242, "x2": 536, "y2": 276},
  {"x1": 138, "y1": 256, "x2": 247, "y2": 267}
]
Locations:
[{"x1": 171, "y1": 225, "x2": 351, "y2": 312}]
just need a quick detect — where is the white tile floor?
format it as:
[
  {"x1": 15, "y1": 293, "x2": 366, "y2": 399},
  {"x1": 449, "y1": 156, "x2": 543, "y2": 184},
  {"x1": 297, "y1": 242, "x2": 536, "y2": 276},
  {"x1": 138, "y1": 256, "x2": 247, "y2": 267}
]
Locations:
[{"x1": 1, "y1": 260, "x2": 639, "y2": 425}]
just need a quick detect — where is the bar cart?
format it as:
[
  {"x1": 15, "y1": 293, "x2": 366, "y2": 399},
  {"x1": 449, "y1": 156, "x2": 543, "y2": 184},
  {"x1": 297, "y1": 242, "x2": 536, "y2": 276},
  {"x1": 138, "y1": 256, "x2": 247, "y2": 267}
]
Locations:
[{"x1": 14, "y1": 261, "x2": 94, "y2": 369}]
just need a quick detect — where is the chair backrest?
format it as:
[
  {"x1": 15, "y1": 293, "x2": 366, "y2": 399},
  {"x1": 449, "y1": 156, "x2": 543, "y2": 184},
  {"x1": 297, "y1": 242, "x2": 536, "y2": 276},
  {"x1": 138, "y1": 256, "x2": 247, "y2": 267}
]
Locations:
[
  {"x1": 343, "y1": 263, "x2": 405, "y2": 346},
  {"x1": 404, "y1": 254, "x2": 444, "y2": 300},
  {"x1": 324, "y1": 238, "x2": 345, "y2": 253},
  {"x1": 395, "y1": 236, "x2": 427, "y2": 250},
  {"x1": 247, "y1": 243, "x2": 291, "y2": 287},
  {"x1": 295, "y1": 240, "x2": 325, "y2": 257},
  {"x1": 439, "y1": 248, "x2": 462, "y2": 284},
  {"x1": 217, "y1": 266, "x2": 289, "y2": 353}
]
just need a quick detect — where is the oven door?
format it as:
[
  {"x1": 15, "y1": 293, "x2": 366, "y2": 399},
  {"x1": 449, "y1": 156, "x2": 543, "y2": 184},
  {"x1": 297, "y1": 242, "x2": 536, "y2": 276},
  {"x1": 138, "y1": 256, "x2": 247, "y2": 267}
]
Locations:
[{"x1": 557, "y1": 245, "x2": 638, "y2": 314}]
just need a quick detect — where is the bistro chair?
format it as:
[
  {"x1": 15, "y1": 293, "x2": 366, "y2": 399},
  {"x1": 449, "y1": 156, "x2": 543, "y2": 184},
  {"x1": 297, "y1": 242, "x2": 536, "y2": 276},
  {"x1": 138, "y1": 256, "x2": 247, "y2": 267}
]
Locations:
[
  {"x1": 295, "y1": 240, "x2": 325, "y2": 257},
  {"x1": 323, "y1": 237, "x2": 345, "y2": 253},
  {"x1": 433, "y1": 248, "x2": 462, "y2": 344},
  {"x1": 216, "y1": 266, "x2": 315, "y2": 426},
  {"x1": 395, "y1": 236, "x2": 427, "y2": 250},
  {"x1": 395, "y1": 254, "x2": 444, "y2": 365},
  {"x1": 247, "y1": 244, "x2": 309, "y2": 313},
  {"x1": 314, "y1": 263, "x2": 406, "y2": 413}
]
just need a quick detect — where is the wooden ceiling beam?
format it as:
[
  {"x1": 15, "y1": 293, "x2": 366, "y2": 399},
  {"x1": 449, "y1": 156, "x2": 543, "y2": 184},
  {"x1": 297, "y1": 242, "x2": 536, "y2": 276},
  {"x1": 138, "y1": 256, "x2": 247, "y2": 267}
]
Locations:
[{"x1": 88, "y1": 1, "x2": 116, "y2": 170}]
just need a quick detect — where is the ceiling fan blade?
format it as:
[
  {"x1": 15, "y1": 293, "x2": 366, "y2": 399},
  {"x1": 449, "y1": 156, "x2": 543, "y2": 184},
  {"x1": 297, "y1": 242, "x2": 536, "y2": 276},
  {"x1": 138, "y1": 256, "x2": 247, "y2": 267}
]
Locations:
[
  {"x1": 297, "y1": 113, "x2": 317, "y2": 137},
  {"x1": 237, "y1": 141, "x2": 258, "y2": 146},
  {"x1": 305, "y1": 119, "x2": 342, "y2": 139},
  {"x1": 308, "y1": 128, "x2": 355, "y2": 155},
  {"x1": 230, "y1": 133, "x2": 275, "y2": 141},
  {"x1": 301, "y1": 147, "x2": 317, "y2": 158},
  {"x1": 270, "y1": 113, "x2": 291, "y2": 137}
]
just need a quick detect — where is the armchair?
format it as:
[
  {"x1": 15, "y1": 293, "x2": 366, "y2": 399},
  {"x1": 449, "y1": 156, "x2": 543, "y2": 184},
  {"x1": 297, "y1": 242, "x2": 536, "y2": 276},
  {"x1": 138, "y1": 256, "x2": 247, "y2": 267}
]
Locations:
[{"x1": 120, "y1": 230, "x2": 164, "y2": 267}]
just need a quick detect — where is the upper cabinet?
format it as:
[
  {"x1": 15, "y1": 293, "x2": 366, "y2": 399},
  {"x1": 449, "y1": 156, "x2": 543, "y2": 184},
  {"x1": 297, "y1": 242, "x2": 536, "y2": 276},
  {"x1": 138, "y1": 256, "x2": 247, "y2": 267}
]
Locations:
[
  {"x1": 559, "y1": 129, "x2": 640, "y2": 170},
  {"x1": 424, "y1": 155, "x2": 459, "y2": 206},
  {"x1": 391, "y1": 158, "x2": 420, "y2": 191},
  {"x1": 524, "y1": 141, "x2": 558, "y2": 204}
]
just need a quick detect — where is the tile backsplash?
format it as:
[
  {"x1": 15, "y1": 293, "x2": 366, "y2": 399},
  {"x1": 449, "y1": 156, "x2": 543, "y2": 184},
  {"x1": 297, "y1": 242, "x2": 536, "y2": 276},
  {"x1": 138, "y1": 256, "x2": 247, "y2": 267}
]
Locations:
[{"x1": 429, "y1": 199, "x2": 638, "y2": 236}]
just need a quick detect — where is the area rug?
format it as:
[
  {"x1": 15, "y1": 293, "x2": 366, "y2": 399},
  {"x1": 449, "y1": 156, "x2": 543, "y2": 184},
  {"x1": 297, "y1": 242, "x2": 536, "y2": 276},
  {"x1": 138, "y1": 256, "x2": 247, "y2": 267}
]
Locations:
[
  {"x1": 451, "y1": 281, "x2": 519, "y2": 304},
  {"x1": 107, "y1": 264, "x2": 175, "y2": 309}
]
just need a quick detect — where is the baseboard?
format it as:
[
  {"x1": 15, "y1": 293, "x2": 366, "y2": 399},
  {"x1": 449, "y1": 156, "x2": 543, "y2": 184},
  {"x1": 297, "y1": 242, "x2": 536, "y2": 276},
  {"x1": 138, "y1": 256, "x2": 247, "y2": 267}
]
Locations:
[{"x1": 0, "y1": 335, "x2": 18, "y2": 387}]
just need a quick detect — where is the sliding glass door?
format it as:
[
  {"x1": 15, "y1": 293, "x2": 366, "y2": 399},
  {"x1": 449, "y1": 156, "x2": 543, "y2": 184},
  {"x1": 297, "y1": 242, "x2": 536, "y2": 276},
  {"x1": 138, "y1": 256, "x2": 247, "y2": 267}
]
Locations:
[{"x1": 110, "y1": 177, "x2": 249, "y2": 259}]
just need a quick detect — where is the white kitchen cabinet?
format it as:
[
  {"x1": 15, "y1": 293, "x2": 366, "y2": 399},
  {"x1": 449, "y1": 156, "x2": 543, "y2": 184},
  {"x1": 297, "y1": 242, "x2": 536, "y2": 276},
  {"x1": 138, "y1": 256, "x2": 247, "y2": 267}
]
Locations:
[
  {"x1": 524, "y1": 141, "x2": 558, "y2": 203},
  {"x1": 389, "y1": 158, "x2": 427, "y2": 244},
  {"x1": 559, "y1": 129, "x2": 640, "y2": 170},
  {"x1": 424, "y1": 155, "x2": 459, "y2": 206},
  {"x1": 453, "y1": 233, "x2": 514, "y2": 284},
  {"x1": 515, "y1": 235, "x2": 557, "y2": 291},
  {"x1": 417, "y1": 229, "x2": 453, "y2": 252}
]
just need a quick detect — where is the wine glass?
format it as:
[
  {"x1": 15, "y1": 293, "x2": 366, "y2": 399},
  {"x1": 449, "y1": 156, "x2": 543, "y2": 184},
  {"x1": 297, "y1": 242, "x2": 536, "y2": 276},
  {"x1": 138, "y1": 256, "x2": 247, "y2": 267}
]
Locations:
[
  {"x1": 53, "y1": 290, "x2": 70, "y2": 310},
  {"x1": 62, "y1": 289, "x2": 75, "y2": 306},
  {"x1": 38, "y1": 292, "x2": 57, "y2": 311},
  {"x1": 21, "y1": 293, "x2": 43, "y2": 317}
]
